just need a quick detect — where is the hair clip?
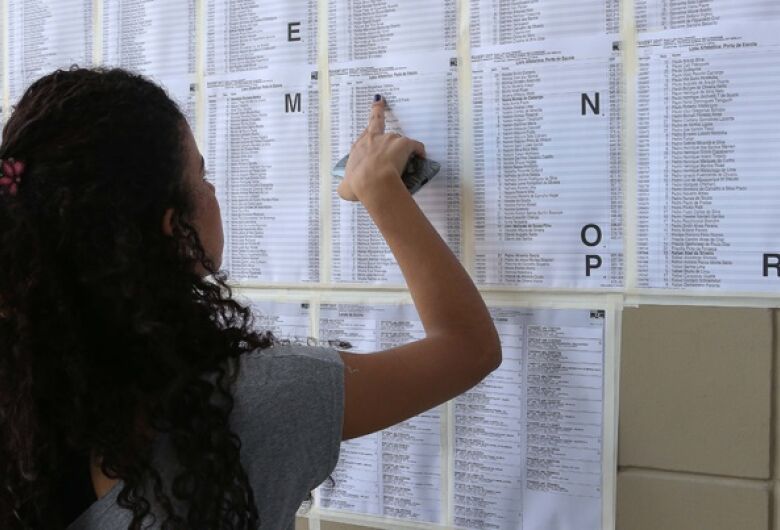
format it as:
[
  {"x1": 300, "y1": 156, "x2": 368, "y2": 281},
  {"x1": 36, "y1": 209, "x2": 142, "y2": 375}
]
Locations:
[{"x1": 0, "y1": 158, "x2": 25, "y2": 197}]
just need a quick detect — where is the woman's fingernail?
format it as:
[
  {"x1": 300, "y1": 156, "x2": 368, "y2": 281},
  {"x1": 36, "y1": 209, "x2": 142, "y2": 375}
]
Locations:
[{"x1": 374, "y1": 94, "x2": 382, "y2": 102}]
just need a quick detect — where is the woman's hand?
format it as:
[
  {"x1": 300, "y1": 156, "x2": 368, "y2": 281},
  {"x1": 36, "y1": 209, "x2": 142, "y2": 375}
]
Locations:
[{"x1": 337, "y1": 97, "x2": 426, "y2": 202}]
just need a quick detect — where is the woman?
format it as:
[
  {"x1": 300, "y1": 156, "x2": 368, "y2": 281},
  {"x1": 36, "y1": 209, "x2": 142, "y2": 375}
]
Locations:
[{"x1": 0, "y1": 67, "x2": 501, "y2": 529}]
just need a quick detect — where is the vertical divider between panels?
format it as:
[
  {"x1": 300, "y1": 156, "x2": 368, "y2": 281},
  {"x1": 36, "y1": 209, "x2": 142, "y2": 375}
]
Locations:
[
  {"x1": 311, "y1": 1, "x2": 332, "y2": 527},
  {"x1": 308, "y1": 293, "x2": 324, "y2": 530},
  {"x1": 93, "y1": 0, "x2": 101, "y2": 65},
  {"x1": 443, "y1": 398, "x2": 455, "y2": 528},
  {"x1": 620, "y1": 0, "x2": 638, "y2": 291},
  {"x1": 602, "y1": 297, "x2": 624, "y2": 530},
  {"x1": 194, "y1": 0, "x2": 206, "y2": 152},
  {"x1": 2, "y1": 0, "x2": 8, "y2": 120},
  {"x1": 307, "y1": 509, "x2": 323, "y2": 530},
  {"x1": 457, "y1": 0, "x2": 474, "y2": 278},
  {"x1": 318, "y1": 0, "x2": 332, "y2": 285},
  {"x1": 449, "y1": 1, "x2": 474, "y2": 525}
]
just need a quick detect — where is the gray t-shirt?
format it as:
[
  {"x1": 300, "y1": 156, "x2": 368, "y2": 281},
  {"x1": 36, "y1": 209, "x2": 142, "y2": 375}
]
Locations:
[{"x1": 67, "y1": 343, "x2": 344, "y2": 530}]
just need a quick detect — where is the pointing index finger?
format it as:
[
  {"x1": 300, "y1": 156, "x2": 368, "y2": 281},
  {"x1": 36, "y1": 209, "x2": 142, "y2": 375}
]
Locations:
[{"x1": 368, "y1": 95, "x2": 386, "y2": 135}]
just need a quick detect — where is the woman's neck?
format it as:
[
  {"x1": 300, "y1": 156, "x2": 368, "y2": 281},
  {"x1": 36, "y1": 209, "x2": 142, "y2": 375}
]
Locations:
[{"x1": 89, "y1": 451, "x2": 119, "y2": 499}]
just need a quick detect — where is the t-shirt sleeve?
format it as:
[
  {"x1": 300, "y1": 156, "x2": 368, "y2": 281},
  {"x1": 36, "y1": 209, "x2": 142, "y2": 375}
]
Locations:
[{"x1": 229, "y1": 343, "x2": 344, "y2": 521}]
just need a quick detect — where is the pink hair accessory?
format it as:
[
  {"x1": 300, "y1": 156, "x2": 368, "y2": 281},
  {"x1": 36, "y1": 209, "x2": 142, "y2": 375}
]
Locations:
[{"x1": 0, "y1": 158, "x2": 25, "y2": 197}]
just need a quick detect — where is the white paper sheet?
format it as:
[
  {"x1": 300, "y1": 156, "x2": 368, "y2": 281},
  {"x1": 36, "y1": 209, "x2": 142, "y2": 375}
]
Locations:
[
  {"x1": 317, "y1": 303, "x2": 443, "y2": 524},
  {"x1": 454, "y1": 307, "x2": 605, "y2": 530},
  {"x1": 636, "y1": 0, "x2": 780, "y2": 33},
  {"x1": 636, "y1": 24, "x2": 780, "y2": 292},
  {"x1": 249, "y1": 299, "x2": 312, "y2": 344},
  {"x1": 326, "y1": 0, "x2": 460, "y2": 285},
  {"x1": 329, "y1": 53, "x2": 461, "y2": 284},
  {"x1": 328, "y1": 0, "x2": 456, "y2": 63},
  {"x1": 103, "y1": 0, "x2": 194, "y2": 77},
  {"x1": 205, "y1": 69, "x2": 320, "y2": 283},
  {"x1": 7, "y1": 0, "x2": 94, "y2": 103},
  {"x1": 473, "y1": 35, "x2": 623, "y2": 289},
  {"x1": 207, "y1": 0, "x2": 317, "y2": 76},
  {"x1": 102, "y1": 0, "x2": 196, "y2": 125},
  {"x1": 470, "y1": 0, "x2": 619, "y2": 50}
]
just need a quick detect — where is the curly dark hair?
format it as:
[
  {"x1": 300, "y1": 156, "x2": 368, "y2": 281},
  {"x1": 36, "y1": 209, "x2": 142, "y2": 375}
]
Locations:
[{"x1": 0, "y1": 66, "x2": 274, "y2": 529}]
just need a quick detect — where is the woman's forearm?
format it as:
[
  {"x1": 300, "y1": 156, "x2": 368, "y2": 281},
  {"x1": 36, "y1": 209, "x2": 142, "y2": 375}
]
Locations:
[{"x1": 357, "y1": 175, "x2": 501, "y2": 360}]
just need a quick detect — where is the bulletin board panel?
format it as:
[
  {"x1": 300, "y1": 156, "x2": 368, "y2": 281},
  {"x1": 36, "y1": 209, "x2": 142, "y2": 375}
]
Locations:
[{"x1": 1, "y1": 0, "x2": 779, "y2": 529}]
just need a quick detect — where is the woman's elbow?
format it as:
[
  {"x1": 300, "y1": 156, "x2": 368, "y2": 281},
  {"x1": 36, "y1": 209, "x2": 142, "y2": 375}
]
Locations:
[
  {"x1": 483, "y1": 329, "x2": 502, "y2": 373},
  {"x1": 470, "y1": 326, "x2": 502, "y2": 378}
]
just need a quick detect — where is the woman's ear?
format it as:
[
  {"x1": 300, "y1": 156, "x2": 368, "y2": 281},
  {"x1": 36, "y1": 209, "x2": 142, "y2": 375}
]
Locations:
[{"x1": 161, "y1": 208, "x2": 175, "y2": 237}]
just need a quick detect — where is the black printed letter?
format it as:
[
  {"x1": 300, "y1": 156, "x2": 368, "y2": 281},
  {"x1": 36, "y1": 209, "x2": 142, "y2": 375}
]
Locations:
[
  {"x1": 581, "y1": 224, "x2": 602, "y2": 247},
  {"x1": 586, "y1": 255, "x2": 602, "y2": 277},
  {"x1": 763, "y1": 254, "x2": 780, "y2": 277},
  {"x1": 288, "y1": 22, "x2": 301, "y2": 42},
  {"x1": 582, "y1": 92, "x2": 600, "y2": 115},
  {"x1": 285, "y1": 93, "x2": 302, "y2": 113}
]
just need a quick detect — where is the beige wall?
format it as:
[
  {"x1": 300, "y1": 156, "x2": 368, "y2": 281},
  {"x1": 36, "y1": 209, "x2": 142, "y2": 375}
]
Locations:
[
  {"x1": 617, "y1": 306, "x2": 775, "y2": 530},
  {"x1": 298, "y1": 306, "x2": 778, "y2": 530}
]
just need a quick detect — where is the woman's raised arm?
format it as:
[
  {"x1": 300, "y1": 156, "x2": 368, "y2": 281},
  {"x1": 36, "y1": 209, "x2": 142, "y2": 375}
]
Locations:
[{"x1": 337, "y1": 98, "x2": 502, "y2": 440}]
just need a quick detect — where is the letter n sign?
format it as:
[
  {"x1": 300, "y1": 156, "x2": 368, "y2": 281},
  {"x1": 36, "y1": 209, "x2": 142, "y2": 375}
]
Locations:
[{"x1": 582, "y1": 92, "x2": 600, "y2": 115}]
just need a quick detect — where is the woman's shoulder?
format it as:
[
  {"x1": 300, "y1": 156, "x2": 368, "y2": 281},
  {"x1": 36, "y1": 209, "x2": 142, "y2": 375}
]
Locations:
[
  {"x1": 247, "y1": 341, "x2": 344, "y2": 363},
  {"x1": 230, "y1": 341, "x2": 345, "y2": 505},
  {"x1": 235, "y1": 341, "x2": 343, "y2": 386},
  {"x1": 231, "y1": 341, "x2": 344, "y2": 414}
]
